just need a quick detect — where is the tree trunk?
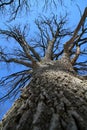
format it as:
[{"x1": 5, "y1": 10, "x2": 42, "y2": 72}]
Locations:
[{"x1": 1, "y1": 61, "x2": 87, "y2": 130}]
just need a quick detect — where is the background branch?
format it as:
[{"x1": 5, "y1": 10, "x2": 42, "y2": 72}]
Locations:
[{"x1": 0, "y1": 69, "x2": 32, "y2": 102}]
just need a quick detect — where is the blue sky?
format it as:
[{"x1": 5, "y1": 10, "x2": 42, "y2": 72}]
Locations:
[{"x1": 0, "y1": 0, "x2": 87, "y2": 120}]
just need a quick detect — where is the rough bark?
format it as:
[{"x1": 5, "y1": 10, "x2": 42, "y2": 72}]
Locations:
[{"x1": 0, "y1": 60, "x2": 87, "y2": 130}]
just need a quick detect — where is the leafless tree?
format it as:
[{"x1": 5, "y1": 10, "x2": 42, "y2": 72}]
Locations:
[
  {"x1": 0, "y1": 0, "x2": 87, "y2": 127},
  {"x1": 0, "y1": 7, "x2": 87, "y2": 102}
]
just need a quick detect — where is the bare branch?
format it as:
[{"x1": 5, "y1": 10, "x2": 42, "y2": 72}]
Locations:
[
  {"x1": 64, "y1": 7, "x2": 87, "y2": 64},
  {"x1": 73, "y1": 7, "x2": 87, "y2": 37},
  {"x1": 71, "y1": 44, "x2": 80, "y2": 65},
  {"x1": 0, "y1": 0, "x2": 29, "y2": 20},
  {"x1": 0, "y1": 55, "x2": 33, "y2": 68},
  {"x1": 0, "y1": 0, "x2": 14, "y2": 7},
  {"x1": 36, "y1": 15, "x2": 71, "y2": 61},
  {"x1": 0, "y1": 69, "x2": 32, "y2": 102},
  {"x1": 64, "y1": 7, "x2": 87, "y2": 58},
  {"x1": 44, "y1": 38, "x2": 56, "y2": 60},
  {"x1": 0, "y1": 28, "x2": 41, "y2": 67},
  {"x1": 53, "y1": 49, "x2": 64, "y2": 60}
]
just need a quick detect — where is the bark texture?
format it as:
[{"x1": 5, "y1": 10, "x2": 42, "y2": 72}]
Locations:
[{"x1": 1, "y1": 61, "x2": 87, "y2": 130}]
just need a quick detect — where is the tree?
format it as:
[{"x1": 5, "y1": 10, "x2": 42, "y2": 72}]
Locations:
[{"x1": 0, "y1": 1, "x2": 87, "y2": 130}]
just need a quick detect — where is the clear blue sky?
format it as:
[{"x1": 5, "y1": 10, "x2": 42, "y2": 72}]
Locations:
[{"x1": 0, "y1": 0, "x2": 87, "y2": 120}]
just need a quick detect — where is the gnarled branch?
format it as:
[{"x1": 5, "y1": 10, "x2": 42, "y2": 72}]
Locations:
[
  {"x1": 64, "y1": 7, "x2": 87, "y2": 55},
  {"x1": 0, "y1": 28, "x2": 41, "y2": 67},
  {"x1": 71, "y1": 44, "x2": 80, "y2": 65}
]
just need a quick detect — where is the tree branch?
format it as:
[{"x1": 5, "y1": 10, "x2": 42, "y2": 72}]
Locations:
[
  {"x1": 0, "y1": 0, "x2": 14, "y2": 7},
  {"x1": 64, "y1": 7, "x2": 87, "y2": 55},
  {"x1": 0, "y1": 55, "x2": 33, "y2": 68},
  {"x1": 0, "y1": 69, "x2": 32, "y2": 101},
  {"x1": 38, "y1": 15, "x2": 69, "y2": 61},
  {"x1": 71, "y1": 44, "x2": 80, "y2": 65},
  {"x1": 0, "y1": 28, "x2": 41, "y2": 67},
  {"x1": 44, "y1": 38, "x2": 56, "y2": 60}
]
